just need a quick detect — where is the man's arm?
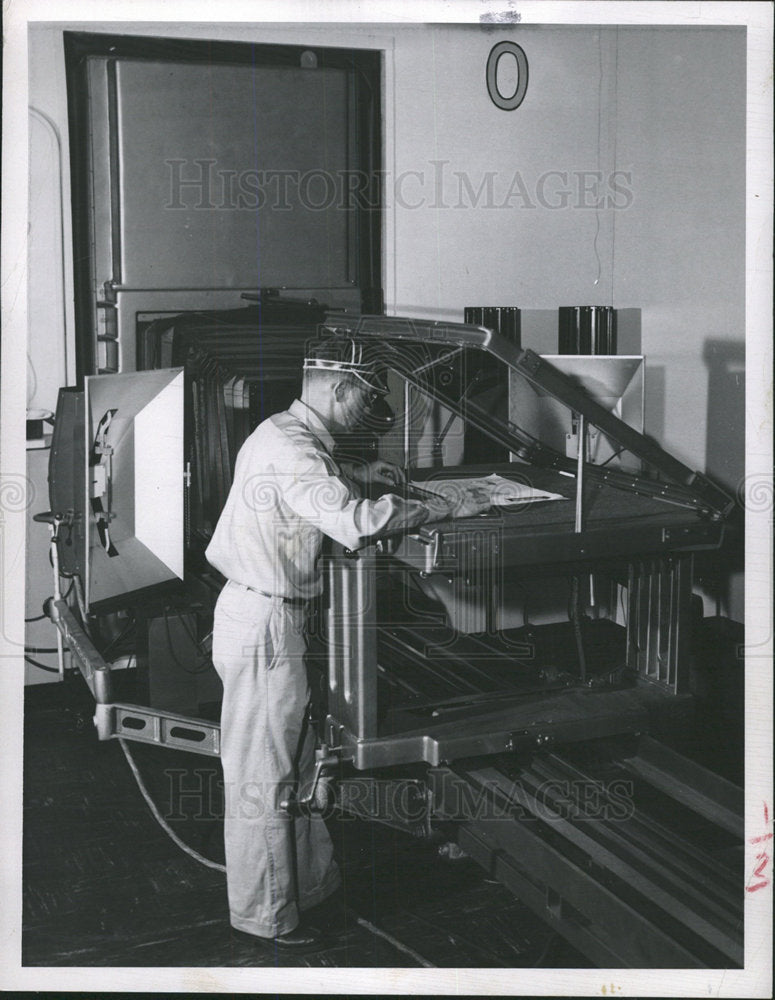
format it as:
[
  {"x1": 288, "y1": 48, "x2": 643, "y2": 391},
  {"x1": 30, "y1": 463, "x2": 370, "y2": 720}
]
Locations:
[
  {"x1": 338, "y1": 458, "x2": 405, "y2": 489},
  {"x1": 277, "y1": 448, "x2": 486, "y2": 550}
]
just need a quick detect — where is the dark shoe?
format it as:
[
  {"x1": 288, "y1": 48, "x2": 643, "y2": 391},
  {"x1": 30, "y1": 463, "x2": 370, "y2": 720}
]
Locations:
[{"x1": 232, "y1": 923, "x2": 327, "y2": 954}]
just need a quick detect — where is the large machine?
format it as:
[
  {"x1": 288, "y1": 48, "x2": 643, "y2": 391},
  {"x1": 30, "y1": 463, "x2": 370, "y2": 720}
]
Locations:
[{"x1": 37, "y1": 308, "x2": 743, "y2": 969}]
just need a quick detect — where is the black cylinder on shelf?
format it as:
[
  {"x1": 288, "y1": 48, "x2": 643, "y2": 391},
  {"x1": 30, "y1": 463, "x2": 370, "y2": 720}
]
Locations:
[
  {"x1": 558, "y1": 306, "x2": 617, "y2": 355},
  {"x1": 464, "y1": 306, "x2": 521, "y2": 348}
]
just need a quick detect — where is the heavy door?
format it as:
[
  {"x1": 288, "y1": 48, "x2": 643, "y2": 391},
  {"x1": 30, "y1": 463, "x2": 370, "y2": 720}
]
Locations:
[{"x1": 65, "y1": 32, "x2": 382, "y2": 377}]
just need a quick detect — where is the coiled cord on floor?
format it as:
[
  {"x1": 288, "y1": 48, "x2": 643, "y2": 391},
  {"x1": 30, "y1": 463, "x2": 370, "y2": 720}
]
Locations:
[{"x1": 118, "y1": 737, "x2": 437, "y2": 966}]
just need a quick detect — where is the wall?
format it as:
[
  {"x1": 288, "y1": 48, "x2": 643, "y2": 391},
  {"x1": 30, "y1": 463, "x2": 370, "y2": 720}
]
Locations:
[
  {"x1": 25, "y1": 27, "x2": 78, "y2": 682},
  {"x1": 388, "y1": 25, "x2": 622, "y2": 312},
  {"x1": 385, "y1": 25, "x2": 745, "y2": 479},
  {"x1": 613, "y1": 27, "x2": 746, "y2": 619},
  {"x1": 389, "y1": 23, "x2": 748, "y2": 617},
  {"x1": 25, "y1": 21, "x2": 746, "y2": 681},
  {"x1": 382, "y1": 23, "x2": 746, "y2": 616},
  {"x1": 613, "y1": 27, "x2": 746, "y2": 484}
]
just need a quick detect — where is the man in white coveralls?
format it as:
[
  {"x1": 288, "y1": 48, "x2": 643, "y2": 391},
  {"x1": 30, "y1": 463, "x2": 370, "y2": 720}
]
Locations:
[{"x1": 206, "y1": 337, "x2": 490, "y2": 951}]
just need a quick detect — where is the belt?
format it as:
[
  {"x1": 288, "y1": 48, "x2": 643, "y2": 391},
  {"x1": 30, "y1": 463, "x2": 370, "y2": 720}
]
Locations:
[{"x1": 231, "y1": 581, "x2": 311, "y2": 606}]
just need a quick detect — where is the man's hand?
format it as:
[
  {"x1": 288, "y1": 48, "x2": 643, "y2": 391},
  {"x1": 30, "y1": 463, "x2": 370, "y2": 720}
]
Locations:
[
  {"x1": 364, "y1": 460, "x2": 406, "y2": 488},
  {"x1": 424, "y1": 484, "x2": 491, "y2": 521},
  {"x1": 447, "y1": 485, "x2": 491, "y2": 518}
]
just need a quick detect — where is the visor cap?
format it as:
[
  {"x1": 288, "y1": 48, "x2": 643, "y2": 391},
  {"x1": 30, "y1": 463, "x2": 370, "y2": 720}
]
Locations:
[{"x1": 304, "y1": 337, "x2": 390, "y2": 395}]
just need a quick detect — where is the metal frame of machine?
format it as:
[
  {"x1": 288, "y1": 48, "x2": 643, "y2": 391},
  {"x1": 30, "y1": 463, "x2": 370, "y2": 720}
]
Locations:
[
  {"x1": 43, "y1": 316, "x2": 730, "y2": 754},
  {"x1": 38, "y1": 315, "x2": 743, "y2": 968},
  {"x1": 314, "y1": 316, "x2": 731, "y2": 770}
]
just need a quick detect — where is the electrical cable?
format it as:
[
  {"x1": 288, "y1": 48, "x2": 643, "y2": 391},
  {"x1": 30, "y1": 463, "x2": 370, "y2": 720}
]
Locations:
[
  {"x1": 352, "y1": 915, "x2": 436, "y2": 968},
  {"x1": 27, "y1": 353, "x2": 38, "y2": 406},
  {"x1": 73, "y1": 575, "x2": 88, "y2": 626},
  {"x1": 28, "y1": 580, "x2": 74, "y2": 627},
  {"x1": 162, "y1": 607, "x2": 213, "y2": 675},
  {"x1": 397, "y1": 905, "x2": 509, "y2": 966},
  {"x1": 24, "y1": 655, "x2": 60, "y2": 674},
  {"x1": 618, "y1": 584, "x2": 629, "y2": 628},
  {"x1": 118, "y1": 737, "x2": 226, "y2": 873},
  {"x1": 119, "y1": 736, "x2": 437, "y2": 966},
  {"x1": 570, "y1": 575, "x2": 587, "y2": 683},
  {"x1": 173, "y1": 606, "x2": 212, "y2": 657},
  {"x1": 598, "y1": 446, "x2": 626, "y2": 468},
  {"x1": 99, "y1": 619, "x2": 136, "y2": 658}
]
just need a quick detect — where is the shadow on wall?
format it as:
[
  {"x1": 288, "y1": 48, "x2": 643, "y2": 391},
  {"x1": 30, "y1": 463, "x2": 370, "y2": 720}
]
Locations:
[
  {"x1": 643, "y1": 365, "x2": 665, "y2": 450},
  {"x1": 703, "y1": 339, "x2": 745, "y2": 496},
  {"x1": 693, "y1": 339, "x2": 745, "y2": 622}
]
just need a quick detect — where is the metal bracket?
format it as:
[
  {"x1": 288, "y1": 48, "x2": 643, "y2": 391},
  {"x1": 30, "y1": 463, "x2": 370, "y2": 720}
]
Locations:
[{"x1": 280, "y1": 744, "x2": 342, "y2": 814}]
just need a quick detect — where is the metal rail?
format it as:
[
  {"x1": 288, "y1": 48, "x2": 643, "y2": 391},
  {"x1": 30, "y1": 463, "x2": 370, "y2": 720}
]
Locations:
[
  {"x1": 431, "y1": 748, "x2": 743, "y2": 968},
  {"x1": 46, "y1": 589, "x2": 742, "y2": 968},
  {"x1": 621, "y1": 735, "x2": 744, "y2": 839}
]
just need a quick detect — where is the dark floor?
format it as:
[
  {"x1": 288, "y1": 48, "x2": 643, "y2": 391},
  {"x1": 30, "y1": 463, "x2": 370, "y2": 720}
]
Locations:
[
  {"x1": 22, "y1": 676, "x2": 589, "y2": 969},
  {"x1": 22, "y1": 616, "x2": 743, "y2": 969}
]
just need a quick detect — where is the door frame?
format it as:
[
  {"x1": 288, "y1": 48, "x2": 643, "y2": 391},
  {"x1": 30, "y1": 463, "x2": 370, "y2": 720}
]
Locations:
[{"x1": 64, "y1": 30, "x2": 383, "y2": 380}]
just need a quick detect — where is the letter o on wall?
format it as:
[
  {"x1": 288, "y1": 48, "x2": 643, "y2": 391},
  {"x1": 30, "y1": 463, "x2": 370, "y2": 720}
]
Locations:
[{"x1": 486, "y1": 41, "x2": 529, "y2": 111}]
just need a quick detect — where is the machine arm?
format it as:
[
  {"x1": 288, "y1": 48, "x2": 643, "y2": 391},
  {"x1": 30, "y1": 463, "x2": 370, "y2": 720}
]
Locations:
[{"x1": 322, "y1": 314, "x2": 735, "y2": 519}]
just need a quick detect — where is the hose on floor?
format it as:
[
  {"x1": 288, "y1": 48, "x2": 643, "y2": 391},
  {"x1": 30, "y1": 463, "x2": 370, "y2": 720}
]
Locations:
[
  {"x1": 353, "y1": 915, "x2": 436, "y2": 968},
  {"x1": 118, "y1": 737, "x2": 226, "y2": 873},
  {"x1": 118, "y1": 737, "x2": 436, "y2": 966}
]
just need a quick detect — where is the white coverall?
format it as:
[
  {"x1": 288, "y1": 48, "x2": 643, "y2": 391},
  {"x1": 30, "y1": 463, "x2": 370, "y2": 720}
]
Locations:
[{"x1": 206, "y1": 398, "x2": 436, "y2": 937}]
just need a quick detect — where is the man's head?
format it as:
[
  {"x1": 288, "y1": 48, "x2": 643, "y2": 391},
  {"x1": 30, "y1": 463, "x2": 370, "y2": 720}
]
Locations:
[{"x1": 302, "y1": 338, "x2": 392, "y2": 434}]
